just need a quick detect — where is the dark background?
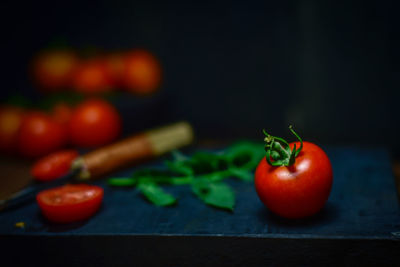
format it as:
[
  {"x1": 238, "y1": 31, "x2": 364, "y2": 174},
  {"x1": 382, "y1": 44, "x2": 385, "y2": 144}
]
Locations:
[{"x1": 1, "y1": 0, "x2": 399, "y2": 147}]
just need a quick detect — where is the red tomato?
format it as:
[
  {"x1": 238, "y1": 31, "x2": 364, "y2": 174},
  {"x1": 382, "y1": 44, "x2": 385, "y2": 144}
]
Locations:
[
  {"x1": 32, "y1": 50, "x2": 78, "y2": 91},
  {"x1": 255, "y1": 139, "x2": 333, "y2": 219},
  {"x1": 31, "y1": 150, "x2": 79, "y2": 182},
  {"x1": 122, "y1": 50, "x2": 162, "y2": 94},
  {"x1": 72, "y1": 59, "x2": 113, "y2": 94},
  {"x1": 51, "y1": 102, "x2": 73, "y2": 126},
  {"x1": 17, "y1": 112, "x2": 67, "y2": 157},
  {"x1": 104, "y1": 53, "x2": 124, "y2": 87},
  {"x1": 0, "y1": 106, "x2": 25, "y2": 153},
  {"x1": 68, "y1": 99, "x2": 121, "y2": 147},
  {"x1": 36, "y1": 184, "x2": 103, "y2": 223}
]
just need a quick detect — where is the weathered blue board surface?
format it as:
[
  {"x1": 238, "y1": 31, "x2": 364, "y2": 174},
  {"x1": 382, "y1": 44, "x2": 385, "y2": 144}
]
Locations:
[{"x1": 1, "y1": 146, "x2": 399, "y2": 266}]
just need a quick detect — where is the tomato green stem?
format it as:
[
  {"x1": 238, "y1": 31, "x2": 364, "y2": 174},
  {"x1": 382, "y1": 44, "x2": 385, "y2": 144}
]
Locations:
[{"x1": 262, "y1": 125, "x2": 303, "y2": 167}]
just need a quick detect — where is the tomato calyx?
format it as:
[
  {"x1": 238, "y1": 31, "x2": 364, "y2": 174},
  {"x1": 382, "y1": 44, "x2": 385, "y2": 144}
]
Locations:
[{"x1": 263, "y1": 125, "x2": 303, "y2": 167}]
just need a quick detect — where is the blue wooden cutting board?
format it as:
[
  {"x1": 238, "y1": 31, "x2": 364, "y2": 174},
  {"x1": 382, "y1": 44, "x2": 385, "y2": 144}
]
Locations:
[{"x1": 1, "y1": 146, "x2": 399, "y2": 266}]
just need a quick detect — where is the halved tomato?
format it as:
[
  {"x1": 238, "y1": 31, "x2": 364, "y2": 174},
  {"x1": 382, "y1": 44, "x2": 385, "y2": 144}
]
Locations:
[
  {"x1": 31, "y1": 150, "x2": 79, "y2": 182},
  {"x1": 36, "y1": 184, "x2": 104, "y2": 223}
]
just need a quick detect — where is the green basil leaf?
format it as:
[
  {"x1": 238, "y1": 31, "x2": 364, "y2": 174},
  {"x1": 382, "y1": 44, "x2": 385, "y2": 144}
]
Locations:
[
  {"x1": 225, "y1": 142, "x2": 264, "y2": 170},
  {"x1": 108, "y1": 177, "x2": 136, "y2": 187},
  {"x1": 132, "y1": 169, "x2": 170, "y2": 179},
  {"x1": 137, "y1": 182, "x2": 177, "y2": 206},
  {"x1": 165, "y1": 160, "x2": 194, "y2": 176},
  {"x1": 192, "y1": 180, "x2": 235, "y2": 211},
  {"x1": 132, "y1": 168, "x2": 191, "y2": 185},
  {"x1": 190, "y1": 152, "x2": 228, "y2": 174}
]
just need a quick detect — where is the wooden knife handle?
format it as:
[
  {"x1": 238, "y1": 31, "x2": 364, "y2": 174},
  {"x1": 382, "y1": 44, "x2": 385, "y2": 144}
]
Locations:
[{"x1": 72, "y1": 122, "x2": 194, "y2": 180}]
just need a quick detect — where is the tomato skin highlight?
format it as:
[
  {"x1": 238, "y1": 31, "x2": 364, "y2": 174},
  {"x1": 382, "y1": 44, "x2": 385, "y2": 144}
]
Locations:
[
  {"x1": 31, "y1": 150, "x2": 79, "y2": 182},
  {"x1": 255, "y1": 141, "x2": 333, "y2": 219},
  {"x1": 68, "y1": 99, "x2": 121, "y2": 148},
  {"x1": 17, "y1": 112, "x2": 67, "y2": 158},
  {"x1": 36, "y1": 184, "x2": 103, "y2": 223}
]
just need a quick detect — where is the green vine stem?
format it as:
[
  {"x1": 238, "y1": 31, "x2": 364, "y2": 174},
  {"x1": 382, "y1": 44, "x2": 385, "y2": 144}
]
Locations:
[{"x1": 263, "y1": 125, "x2": 303, "y2": 167}]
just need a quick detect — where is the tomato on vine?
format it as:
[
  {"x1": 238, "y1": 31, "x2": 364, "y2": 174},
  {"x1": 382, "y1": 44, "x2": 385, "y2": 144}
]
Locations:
[{"x1": 255, "y1": 126, "x2": 333, "y2": 219}]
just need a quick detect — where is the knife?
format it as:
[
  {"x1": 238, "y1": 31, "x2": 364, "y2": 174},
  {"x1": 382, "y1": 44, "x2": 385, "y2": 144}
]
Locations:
[{"x1": 0, "y1": 121, "x2": 194, "y2": 211}]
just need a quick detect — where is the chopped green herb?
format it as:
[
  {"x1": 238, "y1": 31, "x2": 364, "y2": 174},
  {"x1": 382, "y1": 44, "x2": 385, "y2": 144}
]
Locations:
[
  {"x1": 191, "y1": 179, "x2": 235, "y2": 211},
  {"x1": 228, "y1": 168, "x2": 254, "y2": 182},
  {"x1": 107, "y1": 141, "x2": 263, "y2": 211},
  {"x1": 137, "y1": 181, "x2": 177, "y2": 206},
  {"x1": 108, "y1": 177, "x2": 136, "y2": 187}
]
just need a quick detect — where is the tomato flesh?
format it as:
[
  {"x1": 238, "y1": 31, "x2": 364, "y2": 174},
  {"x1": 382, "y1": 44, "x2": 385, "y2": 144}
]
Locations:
[
  {"x1": 37, "y1": 184, "x2": 103, "y2": 223},
  {"x1": 255, "y1": 141, "x2": 333, "y2": 219}
]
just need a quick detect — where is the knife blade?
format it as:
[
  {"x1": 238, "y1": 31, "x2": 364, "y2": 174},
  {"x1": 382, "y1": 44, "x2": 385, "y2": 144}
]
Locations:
[{"x1": 0, "y1": 170, "x2": 77, "y2": 212}]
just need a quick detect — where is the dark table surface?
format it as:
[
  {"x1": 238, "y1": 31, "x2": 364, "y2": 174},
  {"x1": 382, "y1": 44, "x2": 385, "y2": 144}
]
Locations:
[{"x1": 1, "y1": 145, "x2": 400, "y2": 266}]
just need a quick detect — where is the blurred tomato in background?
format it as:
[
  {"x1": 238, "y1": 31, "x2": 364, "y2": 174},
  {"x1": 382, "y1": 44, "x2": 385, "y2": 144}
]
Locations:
[
  {"x1": 72, "y1": 58, "x2": 114, "y2": 94},
  {"x1": 104, "y1": 53, "x2": 125, "y2": 88},
  {"x1": 0, "y1": 47, "x2": 162, "y2": 159},
  {"x1": 17, "y1": 112, "x2": 67, "y2": 157},
  {"x1": 32, "y1": 50, "x2": 78, "y2": 91},
  {"x1": 0, "y1": 106, "x2": 25, "y2": 154},
  {"x1": 51, "y1": 102, "x2": 73, "y2": 126},
  {"x1": 122, "y1": 50, "x2": 162, "y2": 95},
  {"x1": 68, "y1": 99, "x2": 121, "y2": 148}
]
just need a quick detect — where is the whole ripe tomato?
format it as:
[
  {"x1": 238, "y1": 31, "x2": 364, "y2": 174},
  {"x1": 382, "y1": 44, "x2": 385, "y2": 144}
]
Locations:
[
  {"x1": 17, "y1": 112, "x2": 67, "y2": 157},
  {"x1": 104, "y1": 53, "x2": 124, "y2": 87},
  {"x1": 31, "y1": 149, "x2": 79, "y2": 182},
  {"x1": 32, "y1": 50, "x2": 78, "y2": 91},
  {"x1": 0, "y1": 106, "x2": 25, "y2": 153},
  {"x1": 51, "y1": 102, "x2": 73, "y2": 126},
  {"x1": 122, "y1": 50, "x2": 162, "y2": 95},
  {"x1": 36, "y1": 184, "x2": 103, "y2": 223},
  {"x1": 68, "y1": 99, "x2": 121, "y2": 147},
  {"x1": 72, "y1": 59, "x2": 114, "y2": 94},
  {"x1": 255, "y1": 127, "x2": 333, "y2": 219}
]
